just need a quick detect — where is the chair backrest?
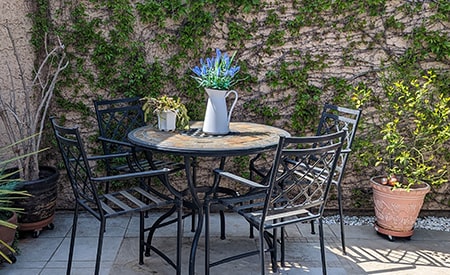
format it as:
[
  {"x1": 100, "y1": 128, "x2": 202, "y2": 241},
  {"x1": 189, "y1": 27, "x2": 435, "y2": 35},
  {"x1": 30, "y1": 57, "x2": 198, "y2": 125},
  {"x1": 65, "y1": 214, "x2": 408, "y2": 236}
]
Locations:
[
  {"x1": 262, "y1": 130, "x2": 345, "y2": 226},
  {"x1": 316, "y1": 104, "x2": 361, "y2": 180},
  {"x1": 93, "y1": 97, "x2": 146, "y2": 154},
  {"x1": 50, "y1": 118, "x2": 100, "y2": 205}
]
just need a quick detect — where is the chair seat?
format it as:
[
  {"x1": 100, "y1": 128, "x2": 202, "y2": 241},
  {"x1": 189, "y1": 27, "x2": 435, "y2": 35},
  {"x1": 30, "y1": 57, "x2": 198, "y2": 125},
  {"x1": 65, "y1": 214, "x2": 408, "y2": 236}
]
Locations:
[
  {"x1": 220, "y1": 192, "x2": 318, "y2": 229},
  {"x1": 82, "y1": 186, "x2": 174, "y2": 218}
]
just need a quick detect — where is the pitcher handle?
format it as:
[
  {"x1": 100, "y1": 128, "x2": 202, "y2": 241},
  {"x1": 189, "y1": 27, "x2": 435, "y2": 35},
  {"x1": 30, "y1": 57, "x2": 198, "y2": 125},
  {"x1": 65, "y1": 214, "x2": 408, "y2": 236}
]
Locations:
[{"x1": 225, "y1": 90, "x2": 238, "y2": 123}]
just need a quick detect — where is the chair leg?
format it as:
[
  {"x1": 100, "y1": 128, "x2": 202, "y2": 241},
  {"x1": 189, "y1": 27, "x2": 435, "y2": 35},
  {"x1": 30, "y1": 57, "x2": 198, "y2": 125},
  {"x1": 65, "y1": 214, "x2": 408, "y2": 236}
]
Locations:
[
  {"x1": 250, "y1": 223, "x2": 255, "y2": 238},
  {"x1": 219, "y1": 210, "x2": 226, "y2": 240},
  {"x1": 337, "y1": 184, "x2": 346, "y2": 254},
  {"x1": 258, "y1": 230, "x2": 266, "y2": 275},
  {"x1": 280, "y1": 227, "x2": 285, "y2": 267},
  {"x1": 318, "y1": 218, "x2": 327, "y2": 275},
  {"x1": 139, "y1": 211, "x2": 145, "y2": 265},
  {"x1": 94, "y1": 218, "x2": 107, "y2": 275},
  {"x1": 308, "y1": 186, "x2": 316, "y2": 235},
  {"x1": 145, "y1": 205, "x2": 177, "y2": 256},
  {"x1": 204, "y1": 199, "x2": 211, "y2": 275},
  {"x1": 271, "y1": 228, "x2": 278, "y2": 272},
  {"x1": 176, "y1": 199, "x2": 183, "y2": 275},
  {"x1": 66, "y1": 204, "x2": 79, "y2": 275},
  {"x1": 310, "y1": 220, "x2": 316, "y2": 234},
  {"x1": 213, "y1": 186, "x2": 238, "y2": 240}
]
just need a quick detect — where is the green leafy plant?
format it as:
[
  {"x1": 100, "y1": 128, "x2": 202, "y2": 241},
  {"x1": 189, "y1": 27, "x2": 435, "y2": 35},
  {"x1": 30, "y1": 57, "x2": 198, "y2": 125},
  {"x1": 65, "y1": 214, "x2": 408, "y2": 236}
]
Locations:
[
  {"x1": 191, "y1": 49, "x2": 242, "y2": 90},
  {"x1": 141, "y1": 95, "x2": 190, "y2": 130},
  {"x1": 375, "y1": 71, "x2": 450, "y2": 189}
]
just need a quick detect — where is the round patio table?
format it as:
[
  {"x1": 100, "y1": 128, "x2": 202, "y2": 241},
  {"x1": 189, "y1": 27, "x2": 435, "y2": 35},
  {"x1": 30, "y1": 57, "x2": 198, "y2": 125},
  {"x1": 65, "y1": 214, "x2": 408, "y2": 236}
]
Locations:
[{"x1": 128, "y1": 121, "x2": 290, "y2": 274}]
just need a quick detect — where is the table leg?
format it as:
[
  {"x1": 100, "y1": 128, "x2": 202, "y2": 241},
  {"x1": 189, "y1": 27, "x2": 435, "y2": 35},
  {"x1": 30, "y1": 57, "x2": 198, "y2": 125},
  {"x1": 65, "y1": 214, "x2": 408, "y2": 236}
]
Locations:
[
  {"x1": 191, "y1": 157, "x2": 198, "y2": 232},
  {"x1": 185, "y1": 156, "x2": 227, "y2": 275},
  {"x1": 204, "y1": 157, "x2": 226, "y2": 275},
  {"x1": 184, "y1": 156, "x2": 203, "y2": 275}
]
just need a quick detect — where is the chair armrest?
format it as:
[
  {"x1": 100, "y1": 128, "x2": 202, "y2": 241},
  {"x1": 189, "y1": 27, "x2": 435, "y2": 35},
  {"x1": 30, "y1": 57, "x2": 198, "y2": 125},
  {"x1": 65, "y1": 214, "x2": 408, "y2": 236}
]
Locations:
[
  {"x1": 91, "y1": 168, "x2": 170, "y2": 183},
  {"x1": 98, "y1": 136, "x2": 134, "y2": 148},
  {"x1": 214, "y1": 169, "x2": 269, "y2": 189}
]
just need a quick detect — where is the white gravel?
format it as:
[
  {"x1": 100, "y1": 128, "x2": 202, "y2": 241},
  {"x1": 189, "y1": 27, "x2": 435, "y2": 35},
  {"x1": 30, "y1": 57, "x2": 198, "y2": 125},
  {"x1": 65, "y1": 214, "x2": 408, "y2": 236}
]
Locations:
[{"x1": 323, "y1": 215, "x2": 450, "y2": 232}]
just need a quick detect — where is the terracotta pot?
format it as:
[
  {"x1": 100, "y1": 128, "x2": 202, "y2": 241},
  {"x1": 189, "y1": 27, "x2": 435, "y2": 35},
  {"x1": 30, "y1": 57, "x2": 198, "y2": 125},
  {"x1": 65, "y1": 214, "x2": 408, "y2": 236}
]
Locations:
[
  {"x1": 0, "y1": 212, "x2": 18, "y2": 246},
  {"x1": 0, "y1": 211, "x2": 18, "y2": 262},
  {"x1": 371, "y1": 176, "x2": 430, "y2": 238}
]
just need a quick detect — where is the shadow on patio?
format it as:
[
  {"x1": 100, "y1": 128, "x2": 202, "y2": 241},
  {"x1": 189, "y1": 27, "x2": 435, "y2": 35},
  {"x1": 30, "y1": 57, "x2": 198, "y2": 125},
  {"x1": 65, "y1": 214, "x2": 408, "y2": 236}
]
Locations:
[{"x1": 1, "y1": 211, "x2": 449, "y2": 274}]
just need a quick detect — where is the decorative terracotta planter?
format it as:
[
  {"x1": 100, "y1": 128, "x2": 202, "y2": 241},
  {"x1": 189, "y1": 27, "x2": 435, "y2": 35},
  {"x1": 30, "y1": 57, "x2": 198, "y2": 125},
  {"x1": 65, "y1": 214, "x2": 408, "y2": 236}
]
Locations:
[
  {"x1": 371, "y1": 176, "x2": 430, "y2": 239},
  {"x1": 0, "y1": 211, "x2": 18, "y2": 263}
]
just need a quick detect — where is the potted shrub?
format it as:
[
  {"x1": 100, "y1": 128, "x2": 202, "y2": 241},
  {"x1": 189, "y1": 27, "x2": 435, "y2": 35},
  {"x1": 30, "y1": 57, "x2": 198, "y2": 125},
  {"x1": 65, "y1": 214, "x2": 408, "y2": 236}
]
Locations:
[
  {"x1": 0, "y1": 28, "x2": 68, "y2": 236},
  {"x1": 141, "y1": 95, "x2": 190, "y2": 131},
  {"x1": 366, "y1": 70, "x2": 450, "y2": 240}
]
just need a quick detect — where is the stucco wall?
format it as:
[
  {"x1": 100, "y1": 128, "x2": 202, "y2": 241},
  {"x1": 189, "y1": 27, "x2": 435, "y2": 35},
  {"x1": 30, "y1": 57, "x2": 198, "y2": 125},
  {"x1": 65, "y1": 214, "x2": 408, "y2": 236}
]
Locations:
[
  {"x1": 1, "y1": 1, "x2": 449, "y2": 213},
  {"x1": 0, "y1": 1, "x2": 34, "y2": 146}
]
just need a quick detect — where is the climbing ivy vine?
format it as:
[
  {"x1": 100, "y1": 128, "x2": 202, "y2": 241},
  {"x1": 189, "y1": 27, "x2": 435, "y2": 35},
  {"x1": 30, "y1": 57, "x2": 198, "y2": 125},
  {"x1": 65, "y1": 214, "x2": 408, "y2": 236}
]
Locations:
[
  {"x1": 28, "y1": 1, "x2": 449, "y2": 207},
  {"x1": 34, "y1": 0, "x2": 447, "y2": 135}
]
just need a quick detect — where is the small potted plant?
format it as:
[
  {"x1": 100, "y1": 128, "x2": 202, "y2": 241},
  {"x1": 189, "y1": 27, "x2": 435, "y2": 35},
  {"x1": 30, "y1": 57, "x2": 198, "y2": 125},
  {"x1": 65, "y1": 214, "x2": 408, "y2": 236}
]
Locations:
[
  {"x1": 141, "y1": 95, "x2": 190, "y2": 131},
  {"x1": 361, "y1": 70, "x2": 450, "y2": 240},
  {"x1": 191, "y1": 49, "x2": 243, "y2": 135}
]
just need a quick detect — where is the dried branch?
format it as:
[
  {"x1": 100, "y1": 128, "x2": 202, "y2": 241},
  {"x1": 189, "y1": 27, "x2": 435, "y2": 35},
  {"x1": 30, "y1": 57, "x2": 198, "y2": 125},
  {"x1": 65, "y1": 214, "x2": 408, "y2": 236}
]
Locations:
[{"x1": 0, "y1": 24, "x2": 68, "y2": 180}]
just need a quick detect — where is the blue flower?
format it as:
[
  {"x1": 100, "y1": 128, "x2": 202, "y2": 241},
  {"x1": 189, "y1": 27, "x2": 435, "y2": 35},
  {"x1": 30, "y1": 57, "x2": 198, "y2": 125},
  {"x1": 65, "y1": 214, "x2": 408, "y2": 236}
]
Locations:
[{"x1": 191, "y1": 49, "x2": 242, "y2": 90}]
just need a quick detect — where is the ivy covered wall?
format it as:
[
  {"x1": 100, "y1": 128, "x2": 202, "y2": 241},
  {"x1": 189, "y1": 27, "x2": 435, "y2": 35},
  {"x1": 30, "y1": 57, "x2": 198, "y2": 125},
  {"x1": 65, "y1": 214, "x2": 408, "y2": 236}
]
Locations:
[{"x1": 40, "y1": 0, "x2": 449, "y2": 211}]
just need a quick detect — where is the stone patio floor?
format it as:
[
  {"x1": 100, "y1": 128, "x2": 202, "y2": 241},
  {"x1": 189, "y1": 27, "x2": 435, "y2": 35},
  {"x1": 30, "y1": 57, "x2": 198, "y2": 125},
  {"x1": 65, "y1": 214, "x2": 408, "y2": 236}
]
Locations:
[{"x1": 1, "y1": 211, "x2": 449, "y2": 274}]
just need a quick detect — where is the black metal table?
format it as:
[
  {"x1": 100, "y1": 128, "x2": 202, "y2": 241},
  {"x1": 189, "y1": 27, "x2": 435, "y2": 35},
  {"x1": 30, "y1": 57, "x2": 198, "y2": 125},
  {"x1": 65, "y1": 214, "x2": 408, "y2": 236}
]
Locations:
[{"x1": 128, "y1": 121, "x2": 290, "y2": 274}]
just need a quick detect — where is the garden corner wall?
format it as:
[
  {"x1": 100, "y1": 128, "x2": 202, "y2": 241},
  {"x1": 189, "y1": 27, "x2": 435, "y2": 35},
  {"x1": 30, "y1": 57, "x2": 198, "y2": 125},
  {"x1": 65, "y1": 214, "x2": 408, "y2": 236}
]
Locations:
[
  {"x1": 0, "y1": 2, "x2": 34, "y2": 151},
  {"x1": 2, "y1": 1, "x2": 449, "y2": 214}
]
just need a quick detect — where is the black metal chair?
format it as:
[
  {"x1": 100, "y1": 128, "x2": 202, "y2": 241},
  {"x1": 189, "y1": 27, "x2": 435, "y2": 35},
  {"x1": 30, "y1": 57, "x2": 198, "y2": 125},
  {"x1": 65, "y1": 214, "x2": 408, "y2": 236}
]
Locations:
[
  {"x1": 93, "y1": 97, "x2": 184, "y2": 175},
  {"x1": 93, "y1": 97, "x2": 234, "y2": 240},
  {"x1": 310, "y1": 104, "x2": 361, "y2": 254},
  {"x1": 249, "y1": 104, "x2": 361, "y2": 254},
  {"x1": 205, "y1": 130, "x2": 346, "y2": 275},
  {"x1": 94, "y1": 97, "x2": 194, "y2": 251},
  {"x1": 50, "y1": 117, "x2": 183, "y2": 275}
]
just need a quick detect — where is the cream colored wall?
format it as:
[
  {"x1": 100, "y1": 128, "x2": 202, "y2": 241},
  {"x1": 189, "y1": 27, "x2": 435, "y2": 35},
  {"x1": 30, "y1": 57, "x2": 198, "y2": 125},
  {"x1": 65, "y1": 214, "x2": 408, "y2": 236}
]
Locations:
[{"x1": 0, "y1": 1, "x2": 34, "y2": 148}]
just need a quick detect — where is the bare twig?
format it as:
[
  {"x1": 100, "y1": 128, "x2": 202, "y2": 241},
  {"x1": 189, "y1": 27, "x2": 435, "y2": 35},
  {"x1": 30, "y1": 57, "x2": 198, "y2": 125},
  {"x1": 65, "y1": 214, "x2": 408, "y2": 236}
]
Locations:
[{"x1": 0, "y1": 24, "x2": 68, "y2": 180}]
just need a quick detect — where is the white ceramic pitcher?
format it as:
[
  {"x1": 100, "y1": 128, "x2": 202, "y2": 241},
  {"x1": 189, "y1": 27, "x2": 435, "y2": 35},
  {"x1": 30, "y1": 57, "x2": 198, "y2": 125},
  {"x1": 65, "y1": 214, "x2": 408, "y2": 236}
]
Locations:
[{"x1": 202, "y1": 88, "x2": 238, "y2": 135}]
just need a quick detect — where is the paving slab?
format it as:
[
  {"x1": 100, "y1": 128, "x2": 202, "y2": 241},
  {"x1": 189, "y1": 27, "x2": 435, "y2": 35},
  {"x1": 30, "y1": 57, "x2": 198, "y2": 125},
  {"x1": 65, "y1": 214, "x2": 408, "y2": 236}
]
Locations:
[{"x1": 0, "y1": 211, "x2": 449, "y2": 275}]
